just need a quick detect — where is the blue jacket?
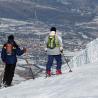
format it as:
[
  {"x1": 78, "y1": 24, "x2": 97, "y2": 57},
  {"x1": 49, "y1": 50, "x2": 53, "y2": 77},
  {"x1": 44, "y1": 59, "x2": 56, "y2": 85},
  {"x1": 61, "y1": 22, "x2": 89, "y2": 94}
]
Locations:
[{"x1": 1, "y1": 43, "x2": 24, "y2": 64}]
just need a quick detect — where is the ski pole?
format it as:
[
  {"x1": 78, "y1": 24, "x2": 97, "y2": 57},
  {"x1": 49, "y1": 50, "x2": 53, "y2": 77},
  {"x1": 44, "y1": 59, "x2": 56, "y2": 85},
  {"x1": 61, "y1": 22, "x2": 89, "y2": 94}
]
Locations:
[
  {"x1": 62, "y1": 53, "x2": 72, "y2": 72},
  {"x1": 25, "y1": 58, "x2": 35, "y2": 79},
  {"x1": 24, "y1": 50, "x2": 35, "y2": 79},
  {"x1": 24, "y1": 53, "x2": 34, "y2": 79}
]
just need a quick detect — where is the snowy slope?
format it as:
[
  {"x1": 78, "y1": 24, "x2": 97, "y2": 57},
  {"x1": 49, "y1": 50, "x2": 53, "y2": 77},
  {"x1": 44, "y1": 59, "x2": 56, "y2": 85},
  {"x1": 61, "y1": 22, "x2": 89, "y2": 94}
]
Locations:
[
  {"x1": 70, "y1": 38, "x2": 98, "y2": 68},
  {"x1": 0, "y1": 62, "x2": 98, "y2": 98}
]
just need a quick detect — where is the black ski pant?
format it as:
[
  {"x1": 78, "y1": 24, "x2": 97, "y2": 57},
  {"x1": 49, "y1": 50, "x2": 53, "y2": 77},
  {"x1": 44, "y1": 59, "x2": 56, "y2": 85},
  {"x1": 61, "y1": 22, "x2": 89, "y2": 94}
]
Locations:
[{"x1": 3, "y1": 64, "x2": 16, "y2": 86}]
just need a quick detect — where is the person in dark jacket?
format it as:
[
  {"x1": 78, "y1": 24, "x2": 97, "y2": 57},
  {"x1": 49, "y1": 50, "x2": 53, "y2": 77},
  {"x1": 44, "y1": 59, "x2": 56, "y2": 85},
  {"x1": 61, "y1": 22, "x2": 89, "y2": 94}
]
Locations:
[{"x1": 1, "y1": 35, "x2": 26, "y2": 87}]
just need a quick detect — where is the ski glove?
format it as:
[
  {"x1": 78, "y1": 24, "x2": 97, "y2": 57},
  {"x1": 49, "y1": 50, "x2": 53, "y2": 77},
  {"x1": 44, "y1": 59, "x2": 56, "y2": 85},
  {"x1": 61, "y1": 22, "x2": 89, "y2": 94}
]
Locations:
[
  {"x1": 60, "y1": 47, "x2": 63, "y2": 53},
  {"x1": 45, "y1": 48, "x2": 47, "y2": 52}
]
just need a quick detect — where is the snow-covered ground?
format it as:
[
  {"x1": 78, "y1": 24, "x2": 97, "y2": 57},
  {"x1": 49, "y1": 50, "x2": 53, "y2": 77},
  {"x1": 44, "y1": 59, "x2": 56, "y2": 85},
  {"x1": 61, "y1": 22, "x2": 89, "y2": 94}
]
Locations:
[
  {"x1": 70, "y1": 38, "x2": 98, "y2": 68},
  {"x1": 1, "y1": 35, "x2": 98, "y2": 98},
  {"x1": 0, "y1": 61, "x2": 98, "y2": 98}
]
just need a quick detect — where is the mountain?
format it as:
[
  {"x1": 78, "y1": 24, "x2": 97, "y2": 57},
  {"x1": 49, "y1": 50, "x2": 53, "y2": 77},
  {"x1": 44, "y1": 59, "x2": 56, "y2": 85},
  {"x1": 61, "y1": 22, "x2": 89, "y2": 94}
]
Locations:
[
  {"x1": 0, "y1": 0, "x2": 98, "y2": 50},
  {"x1": 0, "y1": 0, "x2": 96, "y2": 23}
]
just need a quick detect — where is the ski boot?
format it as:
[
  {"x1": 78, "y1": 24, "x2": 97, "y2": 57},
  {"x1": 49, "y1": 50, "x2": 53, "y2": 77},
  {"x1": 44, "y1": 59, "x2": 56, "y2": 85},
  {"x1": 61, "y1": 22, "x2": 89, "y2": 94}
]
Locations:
[
  {"x1": 46, "y1": 70, "x2": 51, "y2": 77},
  {"x1": 56, "y1": 70, "x2": 62, "y2": 75}
]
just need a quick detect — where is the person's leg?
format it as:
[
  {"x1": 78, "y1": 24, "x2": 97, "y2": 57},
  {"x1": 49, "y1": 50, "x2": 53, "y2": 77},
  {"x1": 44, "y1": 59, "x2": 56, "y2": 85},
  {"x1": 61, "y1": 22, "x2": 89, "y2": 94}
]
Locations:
[
  {"x1": 55, "y1": 54, "x2": 62, "y2": 74},
  {"x1": 6, "y1": 64, "x2": 16, "y2": 86},
  {"x1": 3, "y1": 64, "x2": 10, "y2": 85},
  {"x1": 46, "y1": 55, "x2": 54, "y2": 75}
]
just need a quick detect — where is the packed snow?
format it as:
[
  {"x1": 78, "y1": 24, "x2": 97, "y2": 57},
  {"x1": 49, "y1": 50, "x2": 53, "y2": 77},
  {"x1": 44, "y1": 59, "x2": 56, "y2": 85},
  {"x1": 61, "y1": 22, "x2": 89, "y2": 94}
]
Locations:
[{"x1": 0, "y1": 62, "x2": 98, "y2": 98}]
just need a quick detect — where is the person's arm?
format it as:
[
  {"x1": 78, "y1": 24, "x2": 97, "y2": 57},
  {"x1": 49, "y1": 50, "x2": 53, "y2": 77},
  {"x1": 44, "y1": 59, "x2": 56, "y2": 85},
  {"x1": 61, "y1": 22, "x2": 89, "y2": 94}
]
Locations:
[
  {"x1": 44, "y1": 37, "x2": 48, "y2": 52},
  {"x1": 57, "y1": 35, "x2": 63, "y2": 52},
  {"x1": 1, "y1": 45, "x2": 6, "y2": 63},
  {"x1": 58, "y1": 35, "x2": 63, "y2": 47},
  {"x1": 13, "y1": 41, "x2": 19, "y2": 48},
  {"x1": 16, "y1": 47, "x2": 26, "y2": 56}
]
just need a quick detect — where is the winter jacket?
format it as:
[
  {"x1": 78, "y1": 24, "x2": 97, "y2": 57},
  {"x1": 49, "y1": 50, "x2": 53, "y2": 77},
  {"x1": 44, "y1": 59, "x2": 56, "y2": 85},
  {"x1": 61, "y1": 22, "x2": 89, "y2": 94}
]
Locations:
[
  {"x1": 1, "y1": 42, "x2": 24, "y2": 64},
  {"x1": 45, "y1": 34, "x2": 63, "y2": 55}
]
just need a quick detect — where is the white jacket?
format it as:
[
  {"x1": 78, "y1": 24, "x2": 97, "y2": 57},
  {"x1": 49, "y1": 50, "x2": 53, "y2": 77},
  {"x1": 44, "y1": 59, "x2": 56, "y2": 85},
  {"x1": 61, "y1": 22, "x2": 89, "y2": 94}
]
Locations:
[{"x1": 45, "y1": 34, "x2": 63, "y2": 55}]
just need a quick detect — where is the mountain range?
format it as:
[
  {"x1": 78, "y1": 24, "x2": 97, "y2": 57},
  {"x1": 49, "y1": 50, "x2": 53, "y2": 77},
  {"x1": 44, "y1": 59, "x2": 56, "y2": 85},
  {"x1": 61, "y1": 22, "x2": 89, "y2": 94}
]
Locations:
[{"x1": 0, "y1": 0, "x2": 98, "y2": 50}]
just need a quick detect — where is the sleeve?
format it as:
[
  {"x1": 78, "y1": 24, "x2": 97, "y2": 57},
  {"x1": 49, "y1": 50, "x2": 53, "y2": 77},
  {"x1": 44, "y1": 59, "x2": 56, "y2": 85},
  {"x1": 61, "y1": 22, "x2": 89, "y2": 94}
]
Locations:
[
  {"x1": 13, "y1": 41, "x2": 19, "y2": 48},
  {"x1": 1, "y1": 45, "x2": 6, "y2": 62},
  {"x1": 44, "y1": 36, "x2": 48, "y2": 48},
  {"x1": 57, "y1": 35, "x2": 63, "y2": 47},
  {"x1": 16, "y1": 47, "x2": 24, "y2": 56}
]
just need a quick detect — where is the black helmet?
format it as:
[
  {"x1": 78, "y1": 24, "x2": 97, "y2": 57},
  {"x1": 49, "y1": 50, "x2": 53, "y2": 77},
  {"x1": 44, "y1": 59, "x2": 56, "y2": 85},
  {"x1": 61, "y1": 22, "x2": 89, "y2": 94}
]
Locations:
[
  {"x1": 50, "y1": 27, "x2": 56, "y2": 32},
  {"x1": 8, "y1": 35, "x2": 14, "y2": 41}
]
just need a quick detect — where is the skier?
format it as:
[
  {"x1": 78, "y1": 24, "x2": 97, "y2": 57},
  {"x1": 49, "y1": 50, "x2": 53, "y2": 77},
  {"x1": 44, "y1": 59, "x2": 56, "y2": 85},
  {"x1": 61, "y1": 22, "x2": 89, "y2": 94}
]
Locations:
[
  {"x1": 45, "y1": 27, "x2": 63, "y2": 76},
  {"x1": 1, "y1": 35, "x2": 26, "y2": 87}
]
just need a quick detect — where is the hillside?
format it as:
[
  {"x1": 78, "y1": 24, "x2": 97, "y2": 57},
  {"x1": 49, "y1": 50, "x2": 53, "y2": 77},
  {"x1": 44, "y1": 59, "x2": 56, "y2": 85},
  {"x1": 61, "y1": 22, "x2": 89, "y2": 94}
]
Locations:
[{"x1": 0, "y1": 62, "x2": 98, "y2": 98}]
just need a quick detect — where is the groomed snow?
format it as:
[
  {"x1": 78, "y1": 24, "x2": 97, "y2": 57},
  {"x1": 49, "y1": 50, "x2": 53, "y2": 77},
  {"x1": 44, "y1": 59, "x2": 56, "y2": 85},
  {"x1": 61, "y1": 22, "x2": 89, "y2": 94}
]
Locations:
[{"x1": 0, "y1": 62, "x2": 98, "y2": 98}]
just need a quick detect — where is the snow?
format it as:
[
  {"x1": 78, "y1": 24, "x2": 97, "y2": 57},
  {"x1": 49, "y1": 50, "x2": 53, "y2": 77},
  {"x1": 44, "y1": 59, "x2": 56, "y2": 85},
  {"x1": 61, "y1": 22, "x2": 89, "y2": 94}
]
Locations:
[
  {"x1": 13, "y1": 74, "x2": 26, "y2": 85},
  {"x1": 57, "y1": 0, "x2": 70, "y2": 5},
  {"x1": 36, "y1": 4, "x2": 60, "y2": 11},
  {"x1": 0, "y1": 62, "x2": 98, "y2": 98},
  {"x1": 1, "y1": 37, "x2": 98, "y2": 98},
  {"x1": 16, "y1": 66, "x2": 25, "y2": 71},
  {"x1": 70, "y1": 38, "x2": 98, "y2": 68},
  {"x1": 17, "y1": 59, "x2": 27, "y2": 65}
]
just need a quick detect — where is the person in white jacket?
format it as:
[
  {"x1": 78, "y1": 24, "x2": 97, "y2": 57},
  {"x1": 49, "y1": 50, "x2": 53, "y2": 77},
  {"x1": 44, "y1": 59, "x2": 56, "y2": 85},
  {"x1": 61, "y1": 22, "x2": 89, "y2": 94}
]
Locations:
[{"x1": 45, "y1": 27, "x2": 63, "y2": 76}]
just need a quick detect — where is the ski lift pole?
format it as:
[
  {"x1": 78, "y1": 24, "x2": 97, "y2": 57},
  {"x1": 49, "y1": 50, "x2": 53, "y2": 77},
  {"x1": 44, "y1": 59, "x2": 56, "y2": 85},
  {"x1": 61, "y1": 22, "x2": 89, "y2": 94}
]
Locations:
[{"x1": 61, "y1": 53, "x2": 72, "y2": 72}]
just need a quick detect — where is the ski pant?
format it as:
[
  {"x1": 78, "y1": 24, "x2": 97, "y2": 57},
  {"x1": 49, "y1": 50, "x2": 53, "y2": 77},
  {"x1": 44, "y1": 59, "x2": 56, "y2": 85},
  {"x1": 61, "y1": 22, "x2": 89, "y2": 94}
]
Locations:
[
  {"x1": 46, "y1": 54, "x2": 62, "y2": 71},
  {"x1": 3, "y1": 64, "x2": 16, "y2": 86}
]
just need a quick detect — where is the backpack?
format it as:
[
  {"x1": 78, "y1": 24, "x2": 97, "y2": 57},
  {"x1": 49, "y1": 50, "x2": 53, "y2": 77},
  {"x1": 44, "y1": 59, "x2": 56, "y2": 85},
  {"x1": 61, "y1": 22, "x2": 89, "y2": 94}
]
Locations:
[
  {"x1": 47, "y1": 35, "x2": 59, "y2": 49},
  {"x1": 4, "y1": 43, "x2": 16, "y2": 55}
]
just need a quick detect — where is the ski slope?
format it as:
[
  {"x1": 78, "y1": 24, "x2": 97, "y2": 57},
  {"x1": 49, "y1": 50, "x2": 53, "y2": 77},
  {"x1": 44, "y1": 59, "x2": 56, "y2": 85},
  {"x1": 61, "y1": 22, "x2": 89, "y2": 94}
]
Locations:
[{"x1": 0, "y1": 62, "x2": 98, "y2": 98}]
